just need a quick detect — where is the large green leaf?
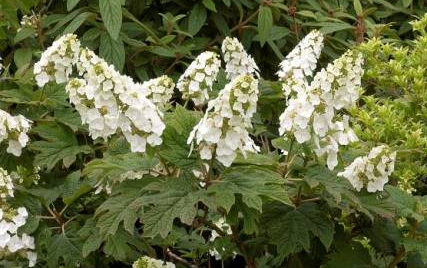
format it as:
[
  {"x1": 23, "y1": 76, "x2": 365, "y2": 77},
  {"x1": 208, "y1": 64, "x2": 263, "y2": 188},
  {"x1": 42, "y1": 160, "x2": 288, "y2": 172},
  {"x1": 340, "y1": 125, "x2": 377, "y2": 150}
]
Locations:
[
  {"x1": 99, "y1": 32, "x2": 125, "y2": 71},
  {"x1": 257, "y1": 6, "x2": 273, "y2": 46},
  {"x1": 45, "y1": 231, "x2": 85, "y2": 268},
  {"x1": 99, "y1": 0, "x2": 122, "y2": 39},
  {"x1": 142, "y1": 178, "x2": 213, "y2": 238},
  {"x1": 188, "y1": 4, "x2": 207, "y2": 35},
  {"x1": 208, "y1": 166, "x2": 292, "y2": 212},
  {"x1": 263, "y1": 202, "x2": 334, "y2": 258},
  {"x1": 95, "y1": 180, "x2": 152, "y2": 237},
  {"x1": 159, "y1": 106, "x2": 202, "y2": 169},
  {"x1": 29, "y1": 122, "x2": 92, "y2": 170}
]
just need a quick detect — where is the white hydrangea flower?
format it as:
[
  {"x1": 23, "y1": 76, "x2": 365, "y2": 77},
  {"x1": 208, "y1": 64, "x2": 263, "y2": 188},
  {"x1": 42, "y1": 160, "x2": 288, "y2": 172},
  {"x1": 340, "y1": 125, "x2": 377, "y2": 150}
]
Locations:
[
  {"x1": 277, "y1": 35, "x2": 363, "y2": 170},
  {"x1": 0, "y1": 109, "x2": 32, "y2": 157},
  {"x1": 311, "y1": 50, "x2": 364, "y2": 110},
  {"x1": 177, "y1": 51, "x2": 221, "y2": 106},
  {"x1": 277, "y1": 30, "x2": 324, "y2": 96},
  {"x1": 34, "y1": 34, "x2": 80, "y2": 87},
  {"x1": 18, "y1": 13, "x2": 41, "y2": 37},
  {"x1": 37, "y1": 35, "x2": 166, "y2": 153},
  {"x1": 0, "y1": 204, "x2": 37, "y2": 267},
  {"x1": 132, "y1": 256, "x2": 175, "y2": 268},
  {"x1": 222, "y1": 37, "x2": 259, "y2": 80},
  {"x1": 209, "y1": 217, "x2": 233, "y2": 261},
  {"x1": 0, "y1": 168, "x2": 14, "y2": 199},
  {"x1": 141, "y1": 75, "x2": 175, "y2": 110},
  {"x1": 338, "y1": 145, "x2": 396, "y2": 192},
  {"x1": 188, "y1": 75, "x2": 259, "y2": 167}
]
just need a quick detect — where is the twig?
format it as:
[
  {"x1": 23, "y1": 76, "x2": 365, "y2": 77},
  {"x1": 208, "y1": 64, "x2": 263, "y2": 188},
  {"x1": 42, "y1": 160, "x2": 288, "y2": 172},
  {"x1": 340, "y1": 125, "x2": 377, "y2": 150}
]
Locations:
[{"x1": 166, "y1": 248, "x2": 198, "y2": 268}]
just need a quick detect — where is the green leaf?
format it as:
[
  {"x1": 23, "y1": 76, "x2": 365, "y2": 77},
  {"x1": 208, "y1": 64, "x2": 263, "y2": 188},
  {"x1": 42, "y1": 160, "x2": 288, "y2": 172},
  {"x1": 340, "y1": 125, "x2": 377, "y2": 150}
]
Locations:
[
  {"x1": 79, "y1": 219, "x2": 103, "y2": 257},
  {"x1": 14, "y1": 27, "x2": 35, "y2": 43},
  {"x1": 257, "y1": 6, "x2": 273, "y2": 46},
  {"x1": 159, "y1": 106, "x2": 202, "y2": 169},
  {"x1": 263, "y1": 202, "x2": 334, "y2": 258},
  {"x1": 99, "y1": 0, "x2": 122, "y2": 39},
  {"x1": 202, "y1": 0, "x2": 217, "y2": 12},
  {"x1": 353, "y1": 0, "x2": 363, "y2": 16},
  {"x1": 29, "y1": 122, "x2": 92, "y2": 170},
  {"x1": 99, "y1": 32, "x2": 125, "y2": 71},
  {"x1": 95, "y1": 180, "x2": 150, "y2": 237},
  {"x1": 403, "y1": 234, "x2": 427, "y2": 264},
  {"x1": 323, "y1": 241, "x2": 374, "y2": 268},
  {"x1": 46, "y1": 232, "x2": 84, "y2": 268},
  {"x1": 63, "y1": 12, "x2": 94, "y2": 34},
  {"x1": 208, "y1": 166, "x2": 292, "y2": 212},
  {"x1": 14, "y1": 48, "x2": 32, "y2": 68},
  {"x1": 188, "y1": 4, "x2": 207, "y2": 36},
  {"x1": 142, "y1": 178, "x2": 213, "y2": 238},
  {"x1": 62, "y1": 171, "x2": 92, "y2": 205},
  {"x1": 83, "y1": 152, "x2": 157, "y2": 187},
  {"x1": 67, "y1": 0, "x2": 81, "y2": 11},
  {"x1": 103, "y1": 228, "x2": 152, "y2": 262}
]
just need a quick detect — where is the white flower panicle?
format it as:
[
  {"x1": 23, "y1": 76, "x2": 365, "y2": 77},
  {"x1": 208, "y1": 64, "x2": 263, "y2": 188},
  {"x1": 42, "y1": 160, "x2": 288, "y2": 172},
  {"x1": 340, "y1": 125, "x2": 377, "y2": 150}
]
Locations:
[
  {"x1": 222, "y1": 37, "x2": 259, "y2": 80},
  {"x1": 338, "y1": 145, "x2": 396, "y2": 192},
  {"x1": 188, "y1": 74, "x2": 259, "y2": 167},
  {"x1": 132, "y1": 256, "x2": 175, "y2": 268},
  {"x1": 0, "y1": 206, "x2": 37, "y2": 267},
  {"x1": 0, "y1": 109, "x2": 32, "y2": 157},
  {"x1": 34, "y1": 34, "x2": 80, "y2": 87},
  {"x1": 0, "y1": 168, "x2": 14, "y2": 199},
  {"x1": 311, "y1": 50, "x2": 364, "y2": 110},
  {"x1": 278, "y1": 35, "x2": 364, "y2": 170},
  {"x1": 177, "y1": 51, "x2": 221, "y2": 106},
  {"x1": 18, "y1": 13, "x2": 41, "y2": 36},
  {"x1": 209, "y1": 218, "x2": 234, "y2": 260},
  {"x1": 141, "y1": 75, "x2": 175, "y2": 109},
  {"x1": 35, "y1": 35, "x2": 166, "y2": 153},
  {"x1": 277, "y1": 30, "x2": 324, "y2": 96}
]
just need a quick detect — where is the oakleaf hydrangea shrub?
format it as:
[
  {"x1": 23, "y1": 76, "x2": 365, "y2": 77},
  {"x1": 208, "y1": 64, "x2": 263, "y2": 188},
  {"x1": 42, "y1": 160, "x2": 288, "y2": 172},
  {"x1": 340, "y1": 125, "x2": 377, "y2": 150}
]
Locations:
[{"x1": 1, "y1": 15, "x2": 427, "y2": 268}]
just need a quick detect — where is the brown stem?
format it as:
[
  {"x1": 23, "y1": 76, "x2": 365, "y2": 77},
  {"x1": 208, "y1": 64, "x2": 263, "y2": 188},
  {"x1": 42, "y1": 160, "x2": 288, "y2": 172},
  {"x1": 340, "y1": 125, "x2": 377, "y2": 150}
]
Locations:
[
  {"x1": 166, "y1": 248, "x2": 198, "y2": 268},
  {"x1": 231, "y1": 226, "x2": 256, "y2": 268}
]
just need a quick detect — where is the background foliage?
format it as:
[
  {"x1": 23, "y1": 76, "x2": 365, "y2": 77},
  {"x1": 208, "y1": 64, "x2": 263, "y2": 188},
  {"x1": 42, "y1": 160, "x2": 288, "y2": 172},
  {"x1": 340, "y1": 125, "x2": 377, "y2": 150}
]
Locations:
[{"x1": 1, "y1": 0, "x2": 427, "y2": 268}]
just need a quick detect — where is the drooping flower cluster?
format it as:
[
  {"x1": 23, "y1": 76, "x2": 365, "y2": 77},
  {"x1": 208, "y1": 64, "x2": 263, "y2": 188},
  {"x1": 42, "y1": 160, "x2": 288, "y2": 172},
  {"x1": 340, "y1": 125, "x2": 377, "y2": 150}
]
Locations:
[
  {"x1": 34, "y1": 34, "x2": 81, "y2": 86},
  {"x1": 18, "y1": 13, "x2": 41, "y2": 36},
  {"x1": 222, "y1": 37, "x2": 259, "y2": 80},
  {"x1": 278, "y1": 31, "x2": 364, "y2": 170},
  {"x1": 277, "y1": 30, "x2": 324, "y2": 96},
  {"x1": 188, "y1": 75, "x2": 259, "y2": 166},
  {"x1": 209, "y1": 217, "x2": 233, "y2": 260},
  {"x1": 0, "y1": 168, "x2": 14, "y2": 199},
  {"x1": 132, "y1": 256, "x2": 175, "y2": 268},
  {"x1": 177, "y1": 52, "x2": 221, "y2": 106},
  {"x1": 141, "y1": 75, "x2": 175, "y2": 110},
  {"x1": 0, "y1": 168, "x2": 37, "y2": 267},
  {"x1": 0, "y1": 109, "x2": 32, "y2": 157},
  {"x1": 34, "y1": 34, "x2": 167, "y2": 153},
  {"x1": 338, "y1": 145, "x2": 396, "y2": 192}
]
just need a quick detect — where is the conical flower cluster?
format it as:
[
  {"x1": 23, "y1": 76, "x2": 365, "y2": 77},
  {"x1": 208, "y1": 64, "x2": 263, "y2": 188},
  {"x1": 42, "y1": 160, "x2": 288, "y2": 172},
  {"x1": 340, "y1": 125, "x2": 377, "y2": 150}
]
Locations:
[
  {"x1": 0, "y1": 168, "x2": 37, "y2": 267},
  {"x1": 338, "y1": 145, "x2": 396, "y2": 192},
  {"x1": 222, "y1": 37, "x2": 259, "y2": 80},
  {"x1": 177, "y1": 51, "x2": 221, "y2": 106},
  {"x1": 34, "y1": 34, "x2": 169, "y2": 153},
  {"x1": 278, "y1": 31, "x2": 363, "y2": 170},
  {"x1": 0, "y1": 109, "x2": 31, "y2": 157},
  {"x1": 188, "y1": 75, "x2": 259, "y2": 166}
]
